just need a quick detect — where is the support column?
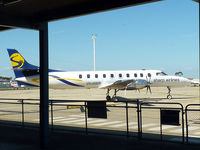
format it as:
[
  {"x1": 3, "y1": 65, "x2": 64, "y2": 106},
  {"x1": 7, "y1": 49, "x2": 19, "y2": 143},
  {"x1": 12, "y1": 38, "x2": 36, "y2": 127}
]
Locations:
[{"x1": 39, "y1": 22, "x2": 49, "y2": 149}]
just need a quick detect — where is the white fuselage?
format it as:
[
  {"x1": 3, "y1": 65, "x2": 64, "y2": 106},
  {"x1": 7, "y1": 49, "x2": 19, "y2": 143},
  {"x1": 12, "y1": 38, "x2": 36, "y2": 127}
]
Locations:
[{"x1": 15, "y1": 70, "x2": 192, "y2": 89}]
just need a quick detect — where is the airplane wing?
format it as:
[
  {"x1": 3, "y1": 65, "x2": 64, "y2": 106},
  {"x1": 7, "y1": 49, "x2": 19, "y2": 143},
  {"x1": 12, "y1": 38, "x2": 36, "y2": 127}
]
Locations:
[
  {"x1": 99, "y1": 79, "x2": 136, "y2": 89},
  {"x1": 126, "y1": 79, "x2": 151, "y2": 89}
]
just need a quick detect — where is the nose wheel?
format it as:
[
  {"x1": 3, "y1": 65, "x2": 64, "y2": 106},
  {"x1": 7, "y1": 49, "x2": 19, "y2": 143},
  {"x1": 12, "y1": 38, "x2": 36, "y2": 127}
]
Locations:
[
  {"x1": 167, "y1": 95, "x2": 172, "y2": 100},
  {"x1": 167, "y1": 86, "x2": 172, "y2": 100}
]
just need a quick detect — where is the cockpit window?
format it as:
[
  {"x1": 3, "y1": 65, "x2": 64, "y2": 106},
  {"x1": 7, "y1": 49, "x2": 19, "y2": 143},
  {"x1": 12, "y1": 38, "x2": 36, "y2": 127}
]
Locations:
[{"x1": 156, "y1": 72, "x2": 167, "y2": 76}]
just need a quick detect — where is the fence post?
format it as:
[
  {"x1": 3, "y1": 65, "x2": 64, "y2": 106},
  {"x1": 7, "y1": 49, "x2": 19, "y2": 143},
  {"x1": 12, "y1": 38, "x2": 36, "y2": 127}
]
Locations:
[
  {"x1": 181, "y1": 105, "x2": 185, "y2": 143},
  {"x1": 160, "y1": 108, "x2": 162, "y2": 141},
  {"x1": 185, "y1": 106, "x2": 189, "y2": 144},
  {"x1": 126, "y1": 101, "x2": 129, "y2": 137},
  {"x1": 50, "y1": 100, "x2": 53, "y2": 131},
  {"x1": 137, "y1": 99, "x2": 142, "y2": 139},
  {"x1": 21, "y1": 99, "x2": 24, "y2": 127},
  {"x1": 85, "y1": 102, "x2": 88, "y2": 135}
]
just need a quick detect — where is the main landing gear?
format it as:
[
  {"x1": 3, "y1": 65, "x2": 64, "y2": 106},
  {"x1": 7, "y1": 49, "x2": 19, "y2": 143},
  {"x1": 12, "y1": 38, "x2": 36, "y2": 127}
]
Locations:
[
  {"x1": 106, "y1": 89, "x2": 119, "y2": 101},
  {"x1": 167, "y1": 86, "x2": 172, "y2": 100}
]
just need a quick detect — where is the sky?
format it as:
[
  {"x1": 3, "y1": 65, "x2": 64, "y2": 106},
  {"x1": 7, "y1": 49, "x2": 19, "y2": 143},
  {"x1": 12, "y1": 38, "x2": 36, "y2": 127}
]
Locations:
[{"x1": 0, "y1": 0, "x2": 199, "y2": 79}]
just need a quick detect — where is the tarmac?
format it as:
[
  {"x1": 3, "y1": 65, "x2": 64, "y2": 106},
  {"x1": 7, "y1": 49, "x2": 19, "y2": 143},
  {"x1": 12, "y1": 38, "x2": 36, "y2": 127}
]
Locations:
[
  {"x1": 0, "y1": 87, "x2": 199, "y2": 150},
  {"x1": 0, "y1": 124, "x2": 200, "y2": 150}
]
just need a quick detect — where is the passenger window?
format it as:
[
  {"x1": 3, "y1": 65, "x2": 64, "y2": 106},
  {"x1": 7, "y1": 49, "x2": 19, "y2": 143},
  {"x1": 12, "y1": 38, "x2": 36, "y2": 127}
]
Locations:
[
  {"x1": 103, "y1": 74, "x2": 106, "y2": 78},
  {"x1": 95, "y1": 74, "x2": 98, "y2": 78},
  {"x1": 119, "y1": 73, "x2": 122, "y2": 78},
  {"x1": 126, "y1": 73, "x2": 130, "y2": 78},
  {"x1": 87, "y1": 74, "x2": 90, "y2": 78},
  {"x1": 134, "y1": 73, "x2": 137, "y2": 77},
  {"x1": 79, "y1": 74, "x2": 82, "y2": 79},
  {"x1": 140, "y1": 73, "x2": 143, "y2": 77},
  {"x1": 148, "y1": 73, "x2": 151, "y2": 77},
  {"x1": 110, "y1": 74, "x2": 114, "y2": 78}
]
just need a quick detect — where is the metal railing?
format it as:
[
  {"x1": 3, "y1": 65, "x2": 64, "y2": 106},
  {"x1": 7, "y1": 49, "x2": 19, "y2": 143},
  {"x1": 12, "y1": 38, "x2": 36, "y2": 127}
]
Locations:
[
  {"x1": 0, "y1": 98, "x2": 199, "y2": 144},
  {"x1": 139, "y1": 102, "x2": 184, "y2": 143},
  {"x1": 185, "y1": 104, "x2": 200, "y2": 144}
]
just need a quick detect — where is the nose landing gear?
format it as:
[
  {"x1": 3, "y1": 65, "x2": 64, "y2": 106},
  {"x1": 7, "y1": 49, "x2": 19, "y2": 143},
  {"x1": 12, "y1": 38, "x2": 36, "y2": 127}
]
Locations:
[
  {"x1": 106, "y1": 89, "x2": 119, "y2": 101},
  {"x1": 167, "y1": 86, "x2": 172, "y2": 100}
]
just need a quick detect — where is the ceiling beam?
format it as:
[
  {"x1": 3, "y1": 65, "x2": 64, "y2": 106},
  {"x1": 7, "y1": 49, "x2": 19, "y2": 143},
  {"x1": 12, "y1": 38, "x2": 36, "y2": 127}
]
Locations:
[
  {"x1": 0, "y1": 14, "x2": 38, "y2": 30},
  {"x1": 33, "y1": 0, "x2": 161, "y2": 22}
]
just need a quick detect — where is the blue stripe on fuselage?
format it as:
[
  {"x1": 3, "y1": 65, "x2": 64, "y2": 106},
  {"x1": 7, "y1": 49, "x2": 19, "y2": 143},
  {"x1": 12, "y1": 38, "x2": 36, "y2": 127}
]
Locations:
[{"x1": 49, "y1": 75, "x2": 84, "y2": 87}]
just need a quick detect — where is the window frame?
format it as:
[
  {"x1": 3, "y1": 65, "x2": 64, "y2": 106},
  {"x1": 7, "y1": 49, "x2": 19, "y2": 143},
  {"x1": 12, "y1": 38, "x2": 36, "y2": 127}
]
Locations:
[
  {"x1": 134, "y1": 73, "x2": 137, "y2": 78},
  {"x1": 126, "y1": 73, "x2": 130, "y2": 78}
]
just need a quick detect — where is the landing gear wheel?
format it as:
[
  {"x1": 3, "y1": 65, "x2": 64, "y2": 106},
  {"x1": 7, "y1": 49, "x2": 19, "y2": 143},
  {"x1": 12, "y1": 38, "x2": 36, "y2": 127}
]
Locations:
[
  {"x1": 167, "y1": 95, "x2": 172, "y2": 100},
  {"x1": 106, "y1": 95, "x2": 111, "y2": 101},
  {"x1": 112, "y1": 96, "x2": 118, "y2": 102}
]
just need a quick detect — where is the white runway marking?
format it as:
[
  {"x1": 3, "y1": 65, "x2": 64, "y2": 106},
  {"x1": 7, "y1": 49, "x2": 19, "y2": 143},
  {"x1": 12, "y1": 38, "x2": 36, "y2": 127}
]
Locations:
[
  {"x1": 129, "y1": 123, "x2": 157, "y2": 129},
  {"x1": 34, "y1": 116, "x2": 64, "y2": 121},
  {"x1": 170, "y1": 126, "x2": 200, "y2": 133},
  {"x1": 52, "y1": 117, "x2": 65, "y2": 120},
  {"x1": 69, "y1": 114, "x2": 85, "y2": 118},
  {"x1": 63, "y1": 119, "x2": 85, "y2": 124},
  {"x1": 190, "y1": 132, "x2": 200, "y2": 136},
  {"x1": 33, "y1": 115, "x2": 200, "y2": 137},
  {"x1": 93, "y1": 121, "x2": 122, "y2": 126},
  {"x1": 87, "y1": 119, "x2": 107, "y2": 124},
  {"x1": 148, "y1": 125, "x2": 176, "y2": 131},
  {"x1": 54, "y1": 118, "x2": 77, "y2": 122},
  {"x1": 112, "y1": 122, "x2": 137, "y2": 128},
  {"x1": 189, "y1": 135, "x2": 200, "y2": 138},
  {"x1": 74, "y1": 119, "x2": 108, "y2": 125}
]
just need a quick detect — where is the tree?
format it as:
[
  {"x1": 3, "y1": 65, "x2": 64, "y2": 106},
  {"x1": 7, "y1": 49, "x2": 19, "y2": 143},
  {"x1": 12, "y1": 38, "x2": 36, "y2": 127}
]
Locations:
[
  {"x1": 175, "y1": 72, "x2": 183, "y2": 76},
  {"x1": 0, "y1": 76, "x2": 12, "y2": 81}
]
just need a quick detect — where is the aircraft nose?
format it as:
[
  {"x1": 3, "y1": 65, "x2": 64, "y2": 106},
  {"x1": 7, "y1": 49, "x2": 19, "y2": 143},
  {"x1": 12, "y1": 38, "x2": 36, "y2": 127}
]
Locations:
[{"x1": 182, "y1": 77, "x2": 193, "y2": 85}]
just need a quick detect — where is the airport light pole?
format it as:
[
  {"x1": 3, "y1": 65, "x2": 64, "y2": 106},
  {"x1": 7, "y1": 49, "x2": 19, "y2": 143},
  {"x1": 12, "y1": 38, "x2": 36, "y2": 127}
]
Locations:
[{"x1": 92, "y1": 34, "x2": 96, "y2": 71}]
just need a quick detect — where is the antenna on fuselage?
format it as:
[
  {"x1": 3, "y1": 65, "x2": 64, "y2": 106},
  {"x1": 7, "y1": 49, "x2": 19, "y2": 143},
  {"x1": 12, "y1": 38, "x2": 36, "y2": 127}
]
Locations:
[{"x1": 92, "y1": 34, "x2": 96, "y2": 71}]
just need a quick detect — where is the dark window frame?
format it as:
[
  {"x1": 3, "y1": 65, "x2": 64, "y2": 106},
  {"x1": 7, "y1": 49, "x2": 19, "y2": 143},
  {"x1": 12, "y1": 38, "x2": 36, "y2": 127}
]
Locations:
[{"x1": 134, "y1": 73, "x2": 137, "y2": 78}]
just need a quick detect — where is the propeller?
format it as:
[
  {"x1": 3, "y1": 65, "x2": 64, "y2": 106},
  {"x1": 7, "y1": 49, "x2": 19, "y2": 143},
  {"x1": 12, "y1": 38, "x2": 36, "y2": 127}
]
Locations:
[{"x1": 146, "y1": 76, "x2": 152, "y2": 94}]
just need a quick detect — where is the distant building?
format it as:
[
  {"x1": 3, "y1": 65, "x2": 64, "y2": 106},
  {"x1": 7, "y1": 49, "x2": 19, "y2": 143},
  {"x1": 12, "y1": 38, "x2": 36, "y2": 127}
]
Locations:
[
  {"x1": 0, "y1": 76, "x2": 12, "y2": 88},
  {"x1": 0, "y1": 80, "x2": 11, "y2": 88}
]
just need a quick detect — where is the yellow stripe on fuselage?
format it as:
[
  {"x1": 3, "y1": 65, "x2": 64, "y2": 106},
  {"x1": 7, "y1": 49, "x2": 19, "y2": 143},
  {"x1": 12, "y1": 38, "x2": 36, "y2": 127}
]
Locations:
[
  {"x1": 32, "y1": 77, "x2": 82, "y2": 83},
  {"x1": 49, "y1": 77, "x2": 82, "y2": 82},
  {"x1": 32, "y1": 78, "x2": 40, "y2": 83}
]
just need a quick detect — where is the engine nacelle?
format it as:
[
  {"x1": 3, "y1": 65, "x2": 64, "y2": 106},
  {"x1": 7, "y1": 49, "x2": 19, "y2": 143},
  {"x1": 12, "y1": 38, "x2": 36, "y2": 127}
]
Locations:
[{"x1": 126, "y1": 80, "x2": 150, "y2": 90}]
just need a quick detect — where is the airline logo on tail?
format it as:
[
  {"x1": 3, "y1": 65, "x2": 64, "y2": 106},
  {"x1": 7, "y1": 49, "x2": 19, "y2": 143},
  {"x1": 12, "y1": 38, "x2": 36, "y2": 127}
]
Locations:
[{"x1": 10, "y1": 52, "x2": 25, "y2": 69}]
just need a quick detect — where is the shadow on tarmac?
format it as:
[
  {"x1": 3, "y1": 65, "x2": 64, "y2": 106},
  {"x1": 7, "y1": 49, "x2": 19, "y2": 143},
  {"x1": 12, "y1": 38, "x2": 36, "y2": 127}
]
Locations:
[{"x1": 0, "y1": 120, "x2": 200, "y2": 150}]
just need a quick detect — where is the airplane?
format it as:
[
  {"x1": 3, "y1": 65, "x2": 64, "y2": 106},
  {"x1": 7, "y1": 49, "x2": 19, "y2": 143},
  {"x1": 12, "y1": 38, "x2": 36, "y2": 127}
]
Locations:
[{"x1": 7, "y1": 49, "x2": 194, "y2": 100}]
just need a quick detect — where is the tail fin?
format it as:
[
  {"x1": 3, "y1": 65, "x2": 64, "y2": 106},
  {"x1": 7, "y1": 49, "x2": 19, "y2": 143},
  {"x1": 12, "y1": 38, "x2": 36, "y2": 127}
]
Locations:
[{"x1": 7, "y1": 49, "x2": 39, "y2": 79}]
